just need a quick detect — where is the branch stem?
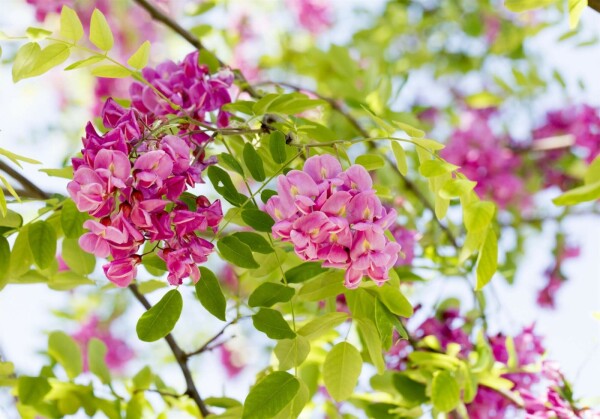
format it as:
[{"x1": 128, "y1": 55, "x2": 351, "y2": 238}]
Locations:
[{"x1": 128, "y1": 284, "x2": 211, "y2": 417}]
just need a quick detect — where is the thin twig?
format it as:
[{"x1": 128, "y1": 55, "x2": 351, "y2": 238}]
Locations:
[
  {"x1": 0, "y1": 160, "x2": 49, "y2": 200},
  {"x1": 128, "y1": 284, "x2": 211, "y2": 417},
  {"x1": 185, "y1": 318, "x2": 242, "y2": 359}
]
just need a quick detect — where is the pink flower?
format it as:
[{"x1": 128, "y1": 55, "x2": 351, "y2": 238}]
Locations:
[
  {"x1": 79, "y1": 220, "x2": 128, "y2": 258},
  {"x1": 219, "y1": 344, "x2": 245, "y2": 378},
  {"x1": 286, "y1": 0, "x2": 332, "y2": 34},
  {"x1": 133, "y1": 150, "x2": 174, "y2": 191},
  {"x1": 72, "y1": 316, "x2": 134, "y2": 372},
  {"x1": 102, "y1": 256, "x2": 140, "y2": 287},
  {"x1": 160, "y1": 248, "x2": 200, "y2": 285},
  {"x1": 93, "y1": 149, "x2": 131, "y2": 191},
  {"x1": 391, "y1": 226, "x2": 420, "y2": 266},
  {"x1": 441, "y1": 109, "x2": 527, "y2": 209},
  {"x1": 67, "y1": 167, "x2": 113, "y2": 217}
]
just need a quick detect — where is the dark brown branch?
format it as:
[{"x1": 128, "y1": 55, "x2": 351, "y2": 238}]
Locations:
[
  {"x1": 0, "y1": 161, "x2": 49, "y2": 200},
  {"x1": 589, "y1": 0, "x2": 600, "y2": 13},
  {"x1": 128, "y1": 284, "x2": 211, "y2": 417},
  {"x1": 185, "y1": 318, "x2": 243, "y2": 359}
]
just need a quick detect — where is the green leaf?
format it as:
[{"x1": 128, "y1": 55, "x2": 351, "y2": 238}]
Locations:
[
  {"x1": 243, "y1": 143, "x2": 266, "y2": 182},
  {"x1": 585, "y1": 155, "x2": 600, "y2": 185},
  {"x1": 356, "y1": 319, "x2": 385, "y2": 374},
  {"x1": 232, "y1": 232, "x2": 273, "y2": 254},
  {"x1": 391, "y1": 142, "x2": 408, "y2": 176},
  {"x1": 323, "y1": 342, "x2": 362, "y2": 402},
  {"x1": 12, "y1": 42, "x2": 41, "y2": 82},
  {"x1": 393, "y1": 121, "x2": 425, "y2": 138},
  {"x1": 0, "y1": 236, "x2": 9, "y2": 286},
  {"x1": 207, "y1": 166, "x2": 246, "y2": 206},
  {"x1": 504, "y1": 0, "x2": 558, "y2": 12},
  {"x1": 48, "y1": 331, "x2": 82, "y2": 379},
  {"x1": 91, "y1": 65, "x2": 132, "y2": 78},
  {"x1": 60, "y1": 6, "x2": 84, "y2": 41},
  {"x1": 89, "y1": 338, "x2": 111, "y2": 384},
  {"x1": 439, "y1": 179, "x2": 477, "y2": 199},
  {"x1": 61, "y1": 199, "x2": 89, "y2": 238},
  {"x1": 18, "y1": 376, "x2": 51, "y2": 405},
  {"x1": 419, "y1": 160, "x2": 458, "y2": 177},
  {"x1": 0, "y1": 209, "x2": 22, "y2": 229},
  {"x1": 0, "y1": 189, "x2": 5, "y2": 217},
  {"x1": 132, "y1": 366, "x2": 153, "y2": 390},
  {"x1": 0, "y1": 148, "x2": 41, "y2": 167},
  {"x1": 25, "y1": 27, "x2": 52, "y2": 41},
  {"x1": 64, "y1": 56, "x2": 105, "y2": 70},
  {"x1": 464, "y1": 201, "x2": 496, "y2": 232},
  {"x1": 9, "y1": 226, "x2": 33, "y2": 278},
  {"x1": 29, "y1": 43, "x2": 71, "y2": 78},
  {"x1": 28, "y1": 221, "x2": 56, "y2": 269},
  {"x1": 242, "y1": 372, "x2": 299, "y2": 419},
  {"x1": 269, "y1": 131, "x2": 288, "y2": 164},
  {"x1": 195, "y1": 267, "x2": 227, "y2": 321},
  {"x1": 464, "y1": 91, "x2": 503, "y2": 109},
  {"x1": 252, "y1": 308, "x2": 296, "y2": 340},
  {"x1": 431, "y1": 371, "x2": 460, "y2": 413},
  {"x1": 89, "y1": 9, "x2": 114, "y2": 50},
  {"x1": 249, "y1": 283, "x2": 295, "y2": 307},
  {"x1": 274, "y1": 336, "x2": 310, "y2": 370},
  {"x1": 136, "y1": 289, "x2": 183, "y2": 342},
  {"x1": 392, "y1": 374, "x2": 427, "y2": 406},
  {"x1": 553, "y1": 181, "x2": 600, "y2": 206},
  {"x1": 298, "y1": 271, "x2": 346, "y2": 301},
  {"x1": 272, "y1": 380, "x2": 309, "y2": 419},
  {"x1": 48, "y1": 271, "x2": 94, "y2": 290},
  {"x1": 218, "y1": 153, "x2": 245, "y2": 176},
  {"x1": 355, "y1": 154, "x2": 385, "y2": 171},
  {"x1": 475, "y1": 227, "x2": 498, "y2": 290},
  {"x1": 218, "y1": 236, "x2": 259, "y2": 269},
  {"x1": 127, "y1": 41, "x2": 150, "y2": 70},
  {"x1": 285, "y1": 262, "x2": 327, "y2": 284},
  {"x1": 62, "y1": 238, "x2": 95, "y2": 275},
  {"x1": 241, "y1": 209, "x2": 274, "y2": 233},
  {"x1": 297, "y1": 312, "x2": 348, "y2": 340},
  {"x1": 372, "y1": 284, "x2": 413, "y2": 317}
]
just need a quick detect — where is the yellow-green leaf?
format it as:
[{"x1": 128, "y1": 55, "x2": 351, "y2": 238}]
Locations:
[
  {"x1": 475, "y1": 227, "x2": 498, "y2": 290},
  {"x1": 323, "y1": 342, "x2": 362, "y2": 402},
  {"x1": 12, "y1": 42, "x2": 41, "y2": 82},
  {"x1": 89, "y1": 9, "x2": 114, "y2": 51},
  {"x1": 60, "y1": 6, "x2": 84, "y2": 41},
  {"x1": 127, "y1": 41, "x2": 150, "y2": 70},
  {"x1": 391, "y1": 141, "x2": 408, "y2": 176},
  {"x1": 91, "y1": 65, "x2": 132, "y2": 78}
]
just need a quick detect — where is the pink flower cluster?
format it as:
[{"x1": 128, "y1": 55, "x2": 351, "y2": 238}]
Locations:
[
  {"x1": 537, "y1": 238, "x2": 580, "y2": 309},
  {"x1": 68, "y1": 93, "x2": 224, "y2": 287},
  {"x1": 533, "y1": 104, "x2": 600, "y2": 189},
  {"x1": 130, "y1": 51, "x2": 233, "y2": 128},
  {"x1": 72, "y1": 315, "x2": 134, "y2": 372},
  {"x1": 265, "y1": 155, "x2": 401, "y2": 288},
  {"x1": 441, "y1": 109, "x2": 527, "y2": 209}
]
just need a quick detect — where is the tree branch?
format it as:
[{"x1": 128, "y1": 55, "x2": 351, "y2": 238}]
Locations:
[
  {"x1": 0, "y1": 160, "x2": 50, "y2": 200},
  {"x1": 128, "y1": 284, "x2": 211, "y2": 417},
  {"x1": 589, "y1": 0, "x2": 600, "y2": 13}
]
